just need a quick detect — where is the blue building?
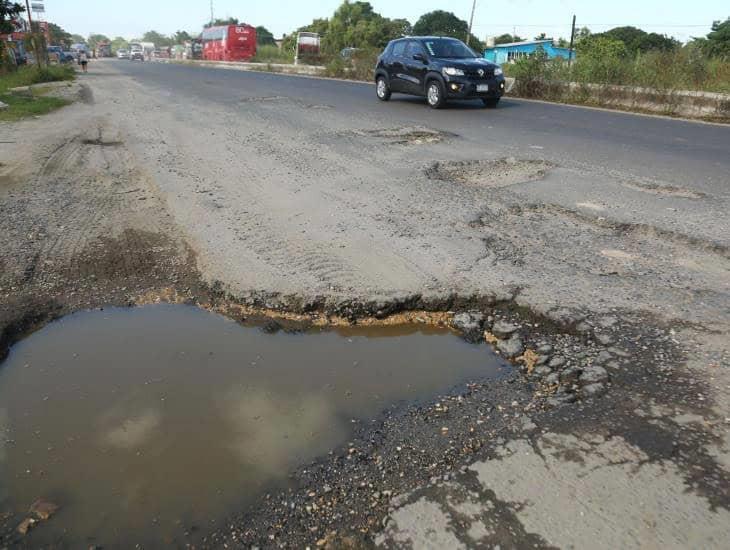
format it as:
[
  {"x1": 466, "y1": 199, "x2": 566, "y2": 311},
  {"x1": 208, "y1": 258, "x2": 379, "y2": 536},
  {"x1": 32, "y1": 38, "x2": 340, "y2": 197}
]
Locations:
[{"x1": 483, "y1": 39, "x2": 574, "y2": 64}]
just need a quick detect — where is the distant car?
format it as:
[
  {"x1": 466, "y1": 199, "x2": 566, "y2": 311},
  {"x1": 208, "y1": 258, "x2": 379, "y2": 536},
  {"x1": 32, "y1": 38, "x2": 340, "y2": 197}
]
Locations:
[
  {"x1": 116, "y1": 49, "x2": 129, "y2": 59},
  {"x1": 340, "y1": 47, "x2": 360, "y2": 59},
  {"x1": 47, "y1": 46, "x2": 74, "y2": 64},
  {"x1": 128, "y1": 44, "x2": 144, "y2": 61},
  {"x1": 374, "y1": 36, "x2": 506, "y2": 109}
]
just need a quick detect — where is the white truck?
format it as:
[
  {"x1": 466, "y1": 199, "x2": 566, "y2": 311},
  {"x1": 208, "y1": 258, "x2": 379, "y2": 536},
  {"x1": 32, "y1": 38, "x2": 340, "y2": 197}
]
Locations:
[
  {"x1": 128, "y1": 42, "x2": 155, "y2": 61},
  {"x1": 128, "y1": 42, "x2": 144, "y2": 61}
]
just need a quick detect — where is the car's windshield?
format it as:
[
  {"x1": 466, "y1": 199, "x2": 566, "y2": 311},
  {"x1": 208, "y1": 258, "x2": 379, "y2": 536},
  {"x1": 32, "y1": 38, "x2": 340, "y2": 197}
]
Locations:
[{"x1": 422, "y1": 39, "x2": 477, "y2": 59}]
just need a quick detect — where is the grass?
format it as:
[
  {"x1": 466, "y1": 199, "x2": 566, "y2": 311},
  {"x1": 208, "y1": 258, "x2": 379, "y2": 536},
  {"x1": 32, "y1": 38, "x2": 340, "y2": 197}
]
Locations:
[
  {"x1": 0, "y1": 94, "x2": 69, "y2": 121},
  {"x1": 0, "y1": 65, "x2": 75, "y2": 121},
  {"x1": 0, "y1": 64, "x2": 75, "y2": 93},
  {"x1": 251, "y1": 45, "x2": 295, "y2": 64}
]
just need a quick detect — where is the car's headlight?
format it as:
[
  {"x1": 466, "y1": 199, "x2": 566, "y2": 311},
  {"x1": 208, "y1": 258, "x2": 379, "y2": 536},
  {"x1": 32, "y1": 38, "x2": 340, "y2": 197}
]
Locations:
[
  {"x1": 494, "y1": 66, "x2": 503, "y2": 76},
  {"x1": 442, "y1": 67, "x2": 464, "y2": 76}
]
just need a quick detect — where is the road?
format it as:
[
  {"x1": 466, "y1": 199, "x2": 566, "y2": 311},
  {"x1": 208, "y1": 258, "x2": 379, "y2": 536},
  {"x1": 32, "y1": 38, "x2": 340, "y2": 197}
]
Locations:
[
  {"x1": 102, "y1": 59, "x2": 729, "y2": 325},
  {"x1": 1, "y1": 59, "x2": 729, "y2": 548}
]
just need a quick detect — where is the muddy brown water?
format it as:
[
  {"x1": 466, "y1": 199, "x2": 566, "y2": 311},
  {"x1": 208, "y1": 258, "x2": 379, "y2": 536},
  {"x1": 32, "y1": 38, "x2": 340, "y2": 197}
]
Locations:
[{"x1": 0, "y1": 305, "x2": 505, "y2": 546}]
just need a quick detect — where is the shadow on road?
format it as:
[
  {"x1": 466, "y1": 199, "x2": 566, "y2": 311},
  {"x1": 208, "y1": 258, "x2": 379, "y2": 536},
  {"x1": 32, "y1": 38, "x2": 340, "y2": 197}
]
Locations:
[{"x1": 389, "y1": 96, "x2": 520, "y2": 111}]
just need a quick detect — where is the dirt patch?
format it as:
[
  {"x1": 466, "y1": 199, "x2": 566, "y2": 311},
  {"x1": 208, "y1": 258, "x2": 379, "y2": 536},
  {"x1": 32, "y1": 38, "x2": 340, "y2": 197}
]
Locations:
[
  {"x1": 621, "y1": 180, "x2": 706, "y2": 199},
  {"x1": 239, "y1": 95, "x2": 333, "y2": 109},
  {"x1": 514, "y1": 203, "x2": 730, "y2": 260},
  {"x1": 427, "y1": 158, "x2": 554, "y2": 187}
]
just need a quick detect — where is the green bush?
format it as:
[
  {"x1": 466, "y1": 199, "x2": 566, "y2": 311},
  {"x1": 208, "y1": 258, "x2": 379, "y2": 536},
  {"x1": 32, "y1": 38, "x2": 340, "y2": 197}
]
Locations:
[
  {"x1": 323, "y1": 49, "x2": 379, "y2": 81},
  {"x1": 504, "y1": 44, "x2": 730, "y2": 94},
  {"x1": 251, "y1": 45, "x2": 294, "y2": 64}
]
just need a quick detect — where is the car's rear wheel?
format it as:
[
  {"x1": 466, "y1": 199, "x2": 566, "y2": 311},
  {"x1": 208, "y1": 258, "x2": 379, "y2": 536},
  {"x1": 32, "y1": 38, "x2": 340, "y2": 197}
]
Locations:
[
  {"x1": 482, "y1": 97, "x2": 500, "y2": 108},
  {"x1": 426, "y1": 80, "x2": 446, "y2": 109},
  {"x1": 376, "y1": 76, "x2": 391, "y2": 101}
]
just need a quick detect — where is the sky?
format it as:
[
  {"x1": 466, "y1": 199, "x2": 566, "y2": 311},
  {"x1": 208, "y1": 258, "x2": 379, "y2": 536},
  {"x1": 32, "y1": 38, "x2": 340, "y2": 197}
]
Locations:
[{"x1": 40, "y1": 0, "x2": 727, "y2": 43}]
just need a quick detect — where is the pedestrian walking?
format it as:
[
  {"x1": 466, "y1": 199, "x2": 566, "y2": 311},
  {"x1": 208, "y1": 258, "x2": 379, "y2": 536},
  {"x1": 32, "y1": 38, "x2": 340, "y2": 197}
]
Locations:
[{"x1": 79, "y1": 50, "x2": 89, "y2": 73}]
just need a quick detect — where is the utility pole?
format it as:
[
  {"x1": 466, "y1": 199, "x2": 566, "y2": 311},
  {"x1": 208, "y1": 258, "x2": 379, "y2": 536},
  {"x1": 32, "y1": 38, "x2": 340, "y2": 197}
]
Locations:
[
  {"x1": 209, "y1": 0, "x2": 214, "y2": 25},
  {"x1": 24, "y1": 0, "x2": 42, "y2": 68},
  {"x1": 568, "y1": 14, "x2": 576, "y2": 67},
  {"x1": 24, "y1": 0, "x2": 33, "y2": 28},
  {"x1": 466, "y1": 0, "x2": 477, "y2": 47}
]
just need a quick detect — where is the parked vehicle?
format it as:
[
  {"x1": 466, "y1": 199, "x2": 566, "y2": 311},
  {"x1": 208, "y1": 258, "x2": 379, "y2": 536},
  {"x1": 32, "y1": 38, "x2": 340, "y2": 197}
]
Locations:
[
  {"x1": 47, "y1": 46, "x2": 74, "y2": 64},
  {"x1": 184, "y1": 38, "x2": 203, "y2": 60},
  {"x1": 128, "y1": 43, "x2": 144, "y2": 61},
  {"x1": 374, "y1": 37, "x2": 506, "y2": 109},
  {"x1": 70, "y1": 43, "x2": 88, "y2": 64},
  {"x1": 201, "y1": 24, "x2": 256, "y2": 61},
  {"x1": 116, "y1": 49, "x2": 129, "y2": 59},
  {"x1": 295, "y1": 31, "x2": 320, "y2": 62},
  {"x1": 140, "y1": 42, "x2": 156, "y2": 59},
  {"x1": 6, "y1": 40, "x2": 28, "y2": 65},
  {"x1": 340, "y1": 47, "x2": 360, "y2": 59},
  {"x1": 97, "y1": 42, "x2": 112, "y2": 57}
]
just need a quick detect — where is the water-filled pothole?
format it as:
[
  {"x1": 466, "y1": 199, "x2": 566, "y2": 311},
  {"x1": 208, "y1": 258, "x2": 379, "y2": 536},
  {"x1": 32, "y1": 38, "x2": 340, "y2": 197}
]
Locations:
[{"x1": 0, "y1": 304, "x2": 505, "y2": 546}]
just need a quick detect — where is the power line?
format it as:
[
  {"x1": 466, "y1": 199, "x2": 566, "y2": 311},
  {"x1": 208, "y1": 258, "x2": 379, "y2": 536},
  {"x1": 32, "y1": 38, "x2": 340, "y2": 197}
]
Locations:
[{"x1": 473, "y1": 23, "x2": 710, "y2": 28}]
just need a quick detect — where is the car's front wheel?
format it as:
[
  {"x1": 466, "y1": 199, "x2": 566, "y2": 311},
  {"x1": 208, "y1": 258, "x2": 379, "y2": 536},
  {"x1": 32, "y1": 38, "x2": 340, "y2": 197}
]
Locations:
[
  {"x1": 426, "y1": 80, "x2": 446, "y2": 109},
  {"x1": 482, "y1": 97, "x2": 500, "y2": 108},
  {"x1": 376, "y1": 76, "x2": 391, "y2": 101}
]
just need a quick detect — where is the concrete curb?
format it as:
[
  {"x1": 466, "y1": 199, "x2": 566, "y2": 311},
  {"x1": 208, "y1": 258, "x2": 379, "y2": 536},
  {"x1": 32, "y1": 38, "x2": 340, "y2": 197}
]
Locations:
[{"x1": 152, "y1": 58, "x2": 326, "y2": 76}]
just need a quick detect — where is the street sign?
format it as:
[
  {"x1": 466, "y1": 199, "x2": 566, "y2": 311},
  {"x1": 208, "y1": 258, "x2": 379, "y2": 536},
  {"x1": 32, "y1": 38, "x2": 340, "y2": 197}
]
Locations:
[{"x1": 31, "y1": 2, "x2": 45, "y2": 12}]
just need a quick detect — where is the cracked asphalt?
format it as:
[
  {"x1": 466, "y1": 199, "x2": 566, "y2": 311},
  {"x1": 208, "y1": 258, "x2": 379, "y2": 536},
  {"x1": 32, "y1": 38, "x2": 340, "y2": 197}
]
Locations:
[{"x1": 1, "y1": 59, "x2": 728, "y2": 548}]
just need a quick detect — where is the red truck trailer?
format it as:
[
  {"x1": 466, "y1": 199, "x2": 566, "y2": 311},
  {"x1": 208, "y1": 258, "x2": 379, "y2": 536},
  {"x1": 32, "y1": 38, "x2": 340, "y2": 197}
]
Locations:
[{"x1": 201, "y1": 24, "x2": 256, "y2": 61}]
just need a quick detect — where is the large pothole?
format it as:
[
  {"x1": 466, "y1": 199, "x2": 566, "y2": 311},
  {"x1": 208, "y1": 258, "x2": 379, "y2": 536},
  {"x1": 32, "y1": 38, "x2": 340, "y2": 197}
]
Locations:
[
  {"x1": 428, "y1": 158, "x2": 554, "y2": 187},
  {"x1": 0, "y1": 304, "x2": 505, "y2": 547}
]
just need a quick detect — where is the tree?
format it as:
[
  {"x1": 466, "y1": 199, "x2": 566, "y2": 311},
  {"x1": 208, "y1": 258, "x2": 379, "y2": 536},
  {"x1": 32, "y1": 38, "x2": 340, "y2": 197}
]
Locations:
[
  {"x1": 325, "y1": 1, "x2": 387, "y2": 52},
  {"x1": 413, "y1": 10, "x2": 483, "y2": 50},
  {"x1": 141, "y1": 30, "x2": 172, "y2": 47},
  {"x1": 413, "y1": 10, "x2": 466, "y2": 38},
  {"x1": 577, "y1": 36, "x2": 628, "y2": 59},
  {"x1": 286, "y1": 1, "x2": 409, "y2": 55},
  {"x1": 173, "y1": 30, "x2": 193, "y2": 44},
  {"x1": 256, "y1": 25, "x2": 276, "y2": 46},
  {"x1": 111, "y1": 36, "x2": 128, "y2": 52},
  {"x1": 556, "y1": 37, "x2": 569, "y2": 48},
  {"x1": 493, "y1": 33, "x2": 523, "y2": 45},
  {"x1": 703, "y1": 18, "x2": 730, "y2": 58},
  {"x1": 534, "y1": 33, "x2": 549, "y2": 40},
  {"x1": 47, "y1": 23, "x2": 72, "y2": 47},
  {"x1": 1, "y1": 0, "x2": 23, "y2": 35},
  {"x1": 575, "y1": 27, "x2": 592, "y2": 43},
  {"x1": 576, "y1": 36, "x2": 629, "y2": 83},
  {"x1": 70, "y1": 34, "x2": 85, "y2": 44},
  {"x1": 87, "y1": 33, "x2": 110, "y2": 49},
  {"x1": 204, "y1": 17, "x2": 238, "y2": 28},
  {"x1": 594, "y1": 26, "x2": 678, "y2": 55}
]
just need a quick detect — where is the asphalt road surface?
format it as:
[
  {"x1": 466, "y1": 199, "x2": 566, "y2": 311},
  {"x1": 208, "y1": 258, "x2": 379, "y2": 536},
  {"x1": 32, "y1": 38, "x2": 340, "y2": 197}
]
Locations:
[{"x1": 98, "y1": 59, "x2": 729, "y2": 323}]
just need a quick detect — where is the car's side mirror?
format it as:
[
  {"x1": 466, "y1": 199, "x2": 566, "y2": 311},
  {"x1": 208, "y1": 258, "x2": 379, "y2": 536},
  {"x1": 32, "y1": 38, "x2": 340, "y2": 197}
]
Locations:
[{"x1": 413, "y1": 53, "x2": 427, "y2": 63}]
